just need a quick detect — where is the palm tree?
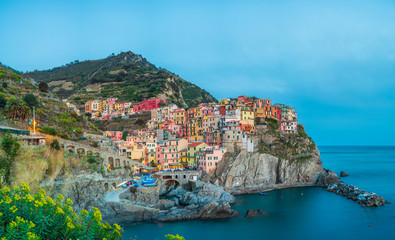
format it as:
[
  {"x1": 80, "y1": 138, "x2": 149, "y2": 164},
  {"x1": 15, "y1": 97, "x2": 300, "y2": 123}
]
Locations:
[{"x1": 4, "y1": 98, "x2": 32, "y2": 121}]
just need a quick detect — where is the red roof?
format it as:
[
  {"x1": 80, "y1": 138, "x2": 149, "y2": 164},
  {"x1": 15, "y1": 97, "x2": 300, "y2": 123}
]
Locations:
[{"x1": 188, "y1": 142, "x2": 205, "y2": 147}]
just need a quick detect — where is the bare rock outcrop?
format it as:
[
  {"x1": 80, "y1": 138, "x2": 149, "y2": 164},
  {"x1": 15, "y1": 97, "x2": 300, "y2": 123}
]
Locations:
[{"x1": 204, "y1": 150, "x2": 325, "y2": 192}]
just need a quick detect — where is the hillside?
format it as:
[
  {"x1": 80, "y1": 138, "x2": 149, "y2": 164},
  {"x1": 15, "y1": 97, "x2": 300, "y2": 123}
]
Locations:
[
  {"x1": 0, "y1": 63, "x2": 100, "y2": 138},
  {"x1": 27, "y1": 51, "x2": 217, "y2": 108}
]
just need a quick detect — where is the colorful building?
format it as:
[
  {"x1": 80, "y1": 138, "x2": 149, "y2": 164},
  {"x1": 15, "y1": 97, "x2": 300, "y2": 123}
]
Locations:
[
  {"x1": 198, "y1": 146, "x2": 227, "y2": 173},
  {"x1": 133, "y1": 97, "x2": 167, "y2": 112},
  {"x1": 186, "y1": 142, "x2": 206, "y2": 167},
  {"x1": 281, "y1": 121, "x2": 298, "y2": 134}
]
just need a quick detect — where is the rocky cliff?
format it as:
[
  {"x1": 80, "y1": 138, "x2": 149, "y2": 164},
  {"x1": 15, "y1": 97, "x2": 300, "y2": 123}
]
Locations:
[
  {"x1": 203, "y1": 123, "x2": 338, "y2": 194},
  {"x1": 45, "y1": 171, "x2": 237, "y2": 223}
]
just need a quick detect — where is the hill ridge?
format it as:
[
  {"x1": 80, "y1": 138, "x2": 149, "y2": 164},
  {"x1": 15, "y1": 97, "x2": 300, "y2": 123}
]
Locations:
[{"x1": 27, "y1": 51, "x2": 217, "y2": 108}]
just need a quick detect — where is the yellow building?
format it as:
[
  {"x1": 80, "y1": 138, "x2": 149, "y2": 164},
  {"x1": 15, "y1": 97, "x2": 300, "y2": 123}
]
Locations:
[
  {"x1": 174, "y1": 109, "x2": 187, "y2": 125},
  {"x1": 146, "y1": 142, "x2": 157, "y2": 165},
  {"x1": 186, "y1": 142, "x2": 206, "y2": 167},
  {"x1": 241, "y1": 110, "x2": 254, "y2": 121},
  {"x1": 219, "y1": 98, "x2": 230, "y2": 106}
]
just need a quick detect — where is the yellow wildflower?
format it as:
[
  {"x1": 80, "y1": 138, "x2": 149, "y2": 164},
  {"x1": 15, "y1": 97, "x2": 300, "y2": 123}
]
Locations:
[
  {"x1": 56, "y1": 207, "x2": 64, "y2": 215},
  {"x1": 21, "y1": 182, "x2": 31, "y2": 192},
  {"x1": 66, "y1": 198, "x2": 73, "y2": 205},
  {"x1": 14, "y1": 194, "x2": 21, "y2": 201},
  {"x1": 67, "y1": 222, "x2": 75, "y2": 230},
  {"x1": 29, "y1": 221, "x2": 35, "y2": 229},
  {"x1": 9, "y1": 206, "x2": 18, "y2": 213}
]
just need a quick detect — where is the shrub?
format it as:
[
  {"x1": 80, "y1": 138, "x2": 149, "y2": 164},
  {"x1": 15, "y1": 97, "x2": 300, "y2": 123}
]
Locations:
[
  {"x1": 165, "y1": 234, "x2": 185, "y2": 240},
  {"x1": 0, "y1": 133, "x2": 20, "y2": 186},
  {"x1": 38, "y1": 82, "x2": 49, "y2": 92},
  {"x1": 265, "y1": 118, "x2": 279, "y2": 130},
  {"x1": 50, "y1": 139, "x2": 61, "y2": 151},
  {"x1": 2, "y1": 82, "x2": 7, "y2": 88},
  {"x1": 0, "y1": 183, "x2": 122, "y2": 239},
  {"x1": 40, "y1": 127, "x2": 57, "y2": 136},
  {"x1": 91, "y1": 141, "x2": 99, "y2": 148}
]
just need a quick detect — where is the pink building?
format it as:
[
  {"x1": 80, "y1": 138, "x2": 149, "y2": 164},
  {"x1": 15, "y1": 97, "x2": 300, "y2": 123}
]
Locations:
[
  {"x1": 133, "y1": 97, "x2": 167, "y2": 112},
  {"x1": 109, "y1": 131, "x2": 123, "y2": 141},
  {"x1": 107, "y1": 98, "x2": 117, "y2": 104},
  {"x1": 255, "y1": 98, "x2": 272, "y2": 108},
  {"x1": 198, "y1": 146, "x2": 227, "y2": 173},
  {"x1": 201, "y1": 107, "x2": 215, "y2": 116},
  {"x1": 156, "y1": 146, "x2": 179, "y2": 170},
  {"x1": 204, "y1": 130, "x2": 222, "y2": 146},
  {"x1": 280, "y1": 121, "x2": 298, "y2": 134},
  {"x1": 237, "y1": 96, "x2": 248, "y2": 101}
]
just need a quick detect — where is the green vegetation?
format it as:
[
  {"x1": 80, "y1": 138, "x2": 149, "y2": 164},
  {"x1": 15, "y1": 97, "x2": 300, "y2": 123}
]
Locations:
[
  {"x1": 0, "y1": 63, "x2": 100, "y2": 138},
  {"x1": 0, "y1": 96, "x2": 7, "y2": 109},
  {"x1": 257, "y1": 120, "x2": 316, "y2": 163},
  {"x1": 0, "y1": 134, "x2": 20, "y2": 186},
  {"x1": 122, "y1": 131, "x2": 128, "y2": 141},
  {"x1": 165, "y1": 234, "x2": 185, "y2": 240},
  {"x1": 22, "y1": 94, "x2": 39, "y2": 109},
  {"x1": 0, "y1": 183, "x2": 122, "y2": 239},
  {"x1": 3, "y1": 98, "x2": 31, "y2": 121},
  {"x1": 28, "y1": 51, "x2": 216, "y2": 108},
  {"x1": 265, "y1": 118, "x2": 279, "y2": 131}
]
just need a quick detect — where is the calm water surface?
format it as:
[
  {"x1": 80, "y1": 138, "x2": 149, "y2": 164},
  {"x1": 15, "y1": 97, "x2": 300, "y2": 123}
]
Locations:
[{"x1": 122, "y1": 146, "x2": 395, "y2": 240}]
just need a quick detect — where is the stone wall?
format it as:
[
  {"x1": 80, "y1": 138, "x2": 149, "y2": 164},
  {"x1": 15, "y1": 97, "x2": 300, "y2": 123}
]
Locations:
[{"x1": 119, "y1": 186, "x2": 160, "y2": 208}]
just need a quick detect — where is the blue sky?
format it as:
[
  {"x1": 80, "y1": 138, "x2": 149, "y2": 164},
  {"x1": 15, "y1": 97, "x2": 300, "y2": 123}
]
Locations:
[{"x1": 1, "y1": 0, "x2": 395, "y2": 145}]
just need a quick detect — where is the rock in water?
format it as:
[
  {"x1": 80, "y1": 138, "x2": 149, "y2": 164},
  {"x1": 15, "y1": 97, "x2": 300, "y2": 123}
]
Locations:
[
  {"x1": 326, "y1": 183, "x2": 390, "y2": 207},
  {"x1": 340, "y1": 171, "x2": 349, "y2": 177},
  {"x1": 244, "y1": 209, "x2": 265, "y2": 218}
]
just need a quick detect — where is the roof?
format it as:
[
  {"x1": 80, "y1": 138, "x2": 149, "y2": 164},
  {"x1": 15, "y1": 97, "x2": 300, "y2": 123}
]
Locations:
[
  {"x1": 188, "y1": 142, "x2": 205, "y2": 147},
  {"x1": 19, "y1": 136, "x2": 46, "y2": 140},
  {"x1": 141, "y1": 167, "x2": 159, "y2": 170}
]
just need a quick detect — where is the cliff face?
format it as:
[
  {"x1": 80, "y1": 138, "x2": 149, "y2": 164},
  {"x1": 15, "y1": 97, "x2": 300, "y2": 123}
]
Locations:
[
  {"x1": 203, "y1": 123, "x2": 336, "y2": 194},
  {"x1": 204, "y1": 150, "x2": 323, "y2": 193}
]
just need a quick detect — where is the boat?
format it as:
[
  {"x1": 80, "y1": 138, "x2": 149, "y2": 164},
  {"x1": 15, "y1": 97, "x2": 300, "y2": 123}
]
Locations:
[
  {"x1": 142, "y1": 179, "x2": 156, "y2": 185},
  {"x1": 122, "y1": 184, "x2": 127, "y2": 188},
  {"x1": 143, "y1": 183, "x2": 158, "y2": 187},
  {"x1": 259, "y1": 192, "x2": 267, "y2": 195}
]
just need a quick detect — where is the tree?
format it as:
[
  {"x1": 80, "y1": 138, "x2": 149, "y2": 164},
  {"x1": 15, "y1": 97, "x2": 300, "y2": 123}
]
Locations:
[
  {"x1": 22, "y1": 94, "x2": 39, "y2": 108},
  {"x1": 50, "y1": 139, "x2": 61, "y2": 150},
  {"x1": 122, "y1": 131, "x2": 128, "y2": 141},
  {"x1": 2, "y1": 82, "x2": 7, "y2": 88},
  {"x1": 4, "y1": 98, "x2": 32, "y2": 120},
  {"x1": 38, "y1": 82, "x2": 49, "y2": 92},
  {"x1": 0, "y1": 95, "x2": 7, "y2": 109},
  {"x1": 0, "y1": 183, "x2": 122, "y2": 239},
  {"x1": 0, "y1": 133, "x2": 20, "y2": 186},
  {"x1": 150, "y1": 160, "x2": 157, "y2": 167},
  {"x1": 159, "y1": 101, "x2": 167, "y2": 107}
]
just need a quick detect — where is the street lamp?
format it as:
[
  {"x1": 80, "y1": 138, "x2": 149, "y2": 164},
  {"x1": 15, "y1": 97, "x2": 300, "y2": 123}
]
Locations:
[{"x1": 33, "y1": 107, "x2": 36, "y2": 135}]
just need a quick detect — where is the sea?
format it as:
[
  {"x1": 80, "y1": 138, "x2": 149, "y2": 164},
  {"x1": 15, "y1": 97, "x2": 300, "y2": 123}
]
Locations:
[{"x1": 122, "y1": 146, "x2": 395, "y2": 240}]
